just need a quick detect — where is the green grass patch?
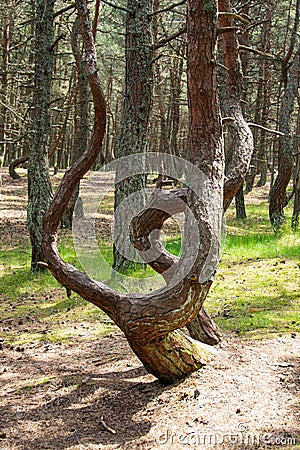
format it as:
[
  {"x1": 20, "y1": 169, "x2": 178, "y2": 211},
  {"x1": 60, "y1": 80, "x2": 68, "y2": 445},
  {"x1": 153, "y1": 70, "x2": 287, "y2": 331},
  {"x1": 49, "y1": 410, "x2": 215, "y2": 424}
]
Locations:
[
  {"x1": 0, "y1": 237, "x2": 118, "y2": 346},
  {"x1": 0, "y1": 184, "x2": 299, "y2": 343}
]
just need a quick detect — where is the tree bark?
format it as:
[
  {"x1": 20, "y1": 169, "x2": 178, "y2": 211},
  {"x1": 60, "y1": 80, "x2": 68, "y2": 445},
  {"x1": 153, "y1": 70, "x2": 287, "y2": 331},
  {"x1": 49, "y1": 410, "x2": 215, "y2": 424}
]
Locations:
[
  {"x1": 42, "y1": 0, "x2": 223, "y2": 383},
  {"x1": 269, "y1": 44, "x2": 300, "y2": 229},
  {"x1": 218, "y1": 0, "x2": 253, "y2": 211},
  {"x1": 61, "y1": 17, "x2": 89, "y2": 228},
  {"x1": 235, "y1": 183, "x2": 247, "y2": 219},
  {"x1": 27, "y1": 0, "x2": 54, "y2": 272},
  {"x1": 112, "y1": 0, "x2": 154, "y2": 274}
]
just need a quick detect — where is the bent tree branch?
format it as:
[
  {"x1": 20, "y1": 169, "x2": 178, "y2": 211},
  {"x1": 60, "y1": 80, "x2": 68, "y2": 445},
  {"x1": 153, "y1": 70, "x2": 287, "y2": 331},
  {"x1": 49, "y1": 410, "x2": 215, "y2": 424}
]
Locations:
[
  {"x1": 131, "y1": 0, "x2": 253, "y2": 345},
  {"x1": 42, "y1": 0, "x2": 223, "y2": 384}
]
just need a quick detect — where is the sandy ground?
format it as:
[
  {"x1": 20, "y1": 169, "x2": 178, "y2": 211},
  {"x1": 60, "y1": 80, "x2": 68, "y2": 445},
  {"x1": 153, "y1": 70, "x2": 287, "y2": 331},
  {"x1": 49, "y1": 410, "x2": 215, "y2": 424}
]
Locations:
[
  {"x1": 0, "y1": 169, "x2": 299, "y2": 449},
  {"x1": 0, "y1": 334, "x2": 299, "y2": 449}
]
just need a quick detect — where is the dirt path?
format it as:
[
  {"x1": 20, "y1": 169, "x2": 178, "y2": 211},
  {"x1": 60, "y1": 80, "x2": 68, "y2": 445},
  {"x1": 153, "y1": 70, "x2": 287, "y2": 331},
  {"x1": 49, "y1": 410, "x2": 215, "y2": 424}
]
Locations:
[
  {"x1": 0, "y1": 333, "x2": 299, "y2": 450},
  {"x1": 0, "y1": 169, "x2": 299, "y2": 449}
]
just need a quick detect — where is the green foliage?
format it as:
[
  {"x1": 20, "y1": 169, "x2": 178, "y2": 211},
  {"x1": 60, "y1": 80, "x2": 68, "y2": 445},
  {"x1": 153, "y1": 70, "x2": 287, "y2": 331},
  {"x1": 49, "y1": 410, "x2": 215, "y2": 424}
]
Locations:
[
  {"x1": 165, "y1": 193, "x2": 300, "y2": 338},
  {"x1": 0, "y1": 240, "x2": 117, "y2": 346},
  {"x1": 1, "y1": 186, "x2": 299, "y2": 344}
]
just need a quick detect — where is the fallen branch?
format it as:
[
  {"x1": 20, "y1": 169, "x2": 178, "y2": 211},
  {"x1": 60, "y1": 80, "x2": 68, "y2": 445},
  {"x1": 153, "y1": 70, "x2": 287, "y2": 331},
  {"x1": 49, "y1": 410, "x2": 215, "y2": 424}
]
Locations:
[{"x1": 100, "y1": 416, "x2": 116, "y2": 434}]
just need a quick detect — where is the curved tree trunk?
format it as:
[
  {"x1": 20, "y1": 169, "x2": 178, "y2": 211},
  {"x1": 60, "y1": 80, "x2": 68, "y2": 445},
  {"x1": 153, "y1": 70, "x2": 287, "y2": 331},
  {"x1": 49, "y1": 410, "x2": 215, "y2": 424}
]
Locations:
[
  {"x1": 61, "y1": 17, "x2": 89, "y2": 229},
  {"x1": 130, "y1": 0, "x2": 254, "y2": 346},
  {"x1": 218, "y1": 0, "x2": 253, "y2": 211},
  {"x1": 9, "y1": 155, "x2": 28, "y2": 179},
  {"x1": 131, "y1": 187, "x2": 222, "y2": 346},
  {"x1": 42, "y1": 0, "x2": 223, "y2": 384},
  {"x1": 269, "y1": 45, "x2": 300, "y2": 229}
]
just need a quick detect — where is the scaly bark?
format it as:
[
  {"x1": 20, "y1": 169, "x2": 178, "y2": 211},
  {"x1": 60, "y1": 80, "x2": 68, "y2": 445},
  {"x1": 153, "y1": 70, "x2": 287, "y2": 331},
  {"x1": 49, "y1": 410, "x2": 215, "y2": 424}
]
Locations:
[
  {"x1": 61, "y1": 16, "x2": 89, "y2": 228},
  {"x1": 218, "y1": 0, "x2": 253, "y2": 210},
  {"x1": 269, "y1": 44, "x2": 300, "y2": 229},
  {"x1": 113, "y1": 0, "x2": 154, "y2": 274},
  {"x1": 27, "y1": 0, "x2": 54, "y2": 272},
  {"x1": 43, "y1": 0, "x2": 222, "y2": 383}
]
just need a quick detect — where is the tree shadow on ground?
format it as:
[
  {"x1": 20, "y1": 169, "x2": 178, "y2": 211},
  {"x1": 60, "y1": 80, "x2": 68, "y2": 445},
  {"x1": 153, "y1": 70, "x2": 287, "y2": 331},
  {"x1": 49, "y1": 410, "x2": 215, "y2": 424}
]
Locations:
[
  {"x1": 1, "y1": 336, "x2": 299, "y2": 450},
  {"x1": 235, "y1": 354, "x2": 300, "y2": 450},
  {"x1": 0, "y1": 335, "x2": 169, "y2": 449}
]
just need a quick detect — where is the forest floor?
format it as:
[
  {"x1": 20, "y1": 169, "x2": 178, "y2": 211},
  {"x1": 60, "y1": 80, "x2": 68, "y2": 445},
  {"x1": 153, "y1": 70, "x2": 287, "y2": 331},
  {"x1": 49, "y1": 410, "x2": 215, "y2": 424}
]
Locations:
[{"x1": 0, "y1": 169, "x2": 299, "y2": 450}]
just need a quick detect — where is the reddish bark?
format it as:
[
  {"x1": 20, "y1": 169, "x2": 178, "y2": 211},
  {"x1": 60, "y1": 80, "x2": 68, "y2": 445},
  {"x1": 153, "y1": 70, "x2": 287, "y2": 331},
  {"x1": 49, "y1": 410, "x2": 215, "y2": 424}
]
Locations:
[
  {"x1": 42, "y1": 0, "x2": 223, "y2": 383},
  {"x1": 218, "y1": 0, "x2": 253, "y2": 209}
]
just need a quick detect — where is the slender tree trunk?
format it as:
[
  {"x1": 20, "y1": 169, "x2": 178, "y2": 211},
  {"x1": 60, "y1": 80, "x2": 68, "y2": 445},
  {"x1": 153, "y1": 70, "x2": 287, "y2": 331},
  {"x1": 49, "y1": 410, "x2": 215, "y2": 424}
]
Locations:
[
  {"x1": 169, "y1": 48, "x2": 184, "y2": 157},
  {"x1": 292, "y1": 97, "x2": 300, "y2": 230},
  {"x1": 0, "y1": 12, "x2": 10, "y2": 167},
  {"x1": 245, "y1": 68, "x2": 262, "y2": 193},
  {"x1": 292, "y1": 153, "x2": 300, "y2": 230},
  {"x1": 61, "y1": 17, "x2": 89, "y2": 228},
  {"x1": 235, "y1": 184, "x2": 246, "y2": 219},
  {"x1": 27, "y1": 0, "x2": 54, "y2": 272},
  {"x1": 269, "y1": 45, "x2": 300, "y2": 229},
  {"x1": 235, "y1": 10, "x2": 249, "y2": 220},
  {"x1": 104, "y1": 64, "x2": 114, "y2": 163},
  {"x1": 219, "y1": 0, "x2": 253, "y2": 209},
  {"x1": 257, "y1": 1, "x2": 273, "y2": 187},
  {"x1": 152, "y1": 0, "x2": 168, "y2": 155},
  {"x1": 156, "y1": 63, "x2": 168, "y2": 154}
]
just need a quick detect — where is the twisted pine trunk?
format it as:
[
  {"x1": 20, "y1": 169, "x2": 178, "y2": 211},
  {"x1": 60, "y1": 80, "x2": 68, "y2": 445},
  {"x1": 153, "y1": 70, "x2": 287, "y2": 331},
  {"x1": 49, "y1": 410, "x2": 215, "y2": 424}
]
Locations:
[
  {"x1": 269, "y1": 46, "x2": 300, "y2": 229},
  {"x1": 42, "y1": 0, "x2": 223, "y2": 383}
]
